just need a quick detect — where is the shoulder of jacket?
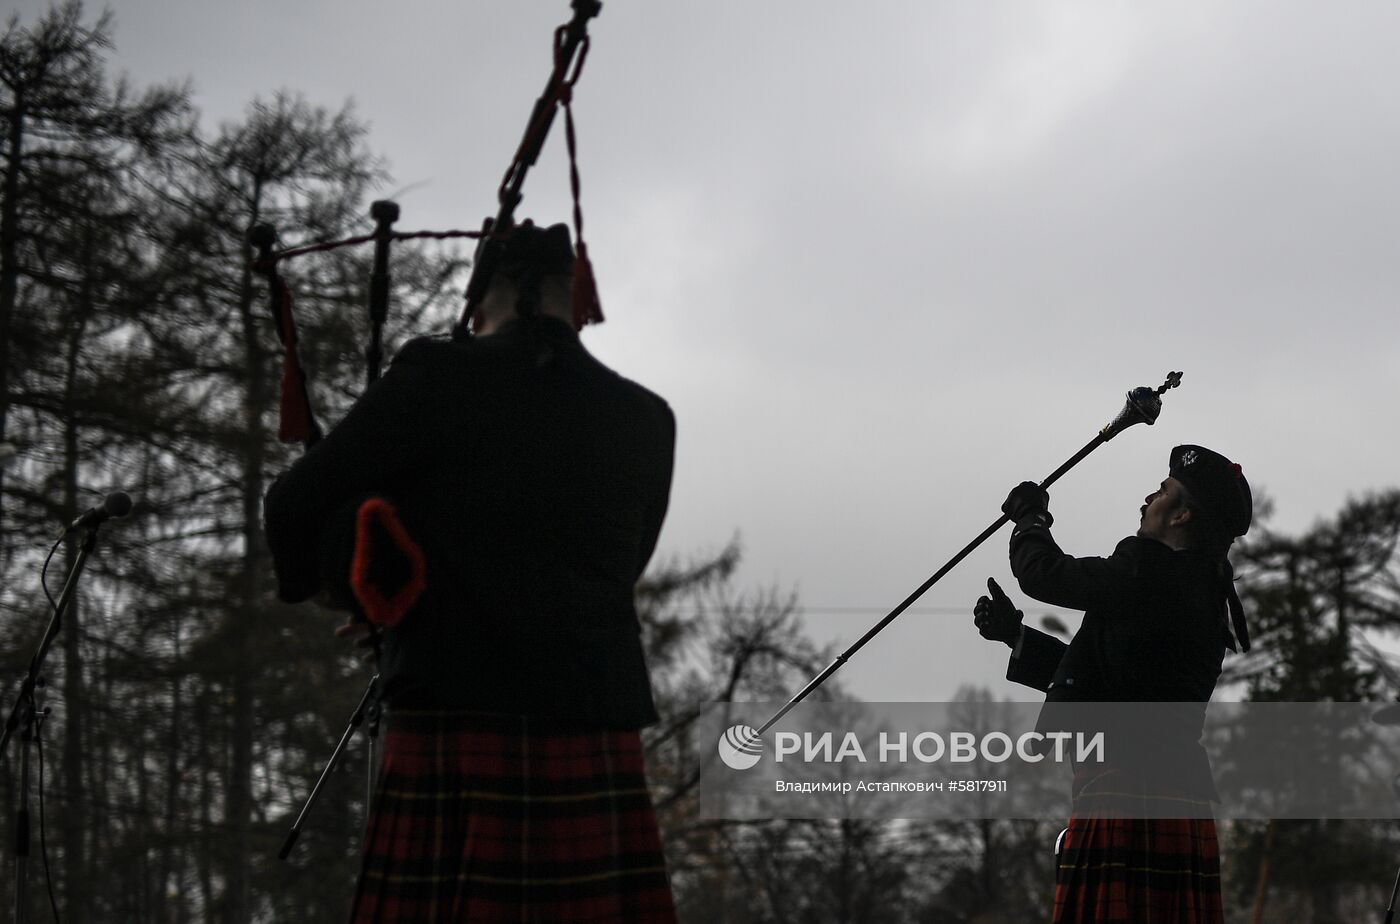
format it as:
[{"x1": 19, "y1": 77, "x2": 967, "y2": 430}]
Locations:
[
  {"x1": 390, "y1": 334, "x2": 450, "y2": 366},
  {"x1": 638, "y1": 386, "x2": 676, "y2": 435},
  {"x1": 1111, "y1": 535, "x2": 1169, "y2": 557},
  {"x1": 642, "y1": 387, "x2": 674, "y2": 424},
  {"x1": 391, "y1": 333, "x2": 510, "y2": 376},
  {"x1": 603, "y1": 370, "x2": 672, "y2": 418},
  {"x1": 1110, "y1": 536, "x2": 1181, "y2": 590}
]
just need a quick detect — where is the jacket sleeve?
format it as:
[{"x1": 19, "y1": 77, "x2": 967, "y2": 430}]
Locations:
[
  {"x1": 263, "y1": 341, "x2": 441, "y2": 602},
  {"x1": 1005, "y1": 625, "x2": 1068, "y2": 692},
  {"x1": 1009, "y1": 524, "x2": 1144, "y2": 613},
  {"x1": 633, "y1": 399, "x2": 676, "y2": 580}
]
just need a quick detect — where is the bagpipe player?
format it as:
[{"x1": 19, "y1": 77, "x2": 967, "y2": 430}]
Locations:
[
  {"x1": 263, "y1": 222, "x2": 680, "y2": 922},
  {"x1": 974, "y1": 445, "x2": 1253, "y2": 924}
]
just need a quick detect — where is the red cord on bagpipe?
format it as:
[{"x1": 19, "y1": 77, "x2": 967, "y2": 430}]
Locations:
[
  {"x1": 271, "y1": 228, "x2": 486, "y2": 263},
  {"x1": 458, "y1": 0, "x2": 604, "y2": 336}
]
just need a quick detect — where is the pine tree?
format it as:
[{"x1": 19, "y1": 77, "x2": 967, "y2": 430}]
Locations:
[
  {"x1": 0, "y1": 5, "x2": 187, "y2": 918},
  {"x1": 1224, "y1": 490, "x2": 1400, "y2": 923},
  {"x1": 2, "y1": 6, "x2": 468, "y2": 917}
]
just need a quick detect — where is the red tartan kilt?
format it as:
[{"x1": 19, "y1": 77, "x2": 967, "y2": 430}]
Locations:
[
  {"x1": 1053, "y1": 769, "x2": 1223, "y2": 924},
  {"x1": 348, "y1": 710, "x2": 677, "y2": 923}
]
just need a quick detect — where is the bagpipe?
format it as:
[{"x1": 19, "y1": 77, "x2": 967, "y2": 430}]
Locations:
[{"x1": 249, "y1": 0, "x2": 604, "y2": 628}]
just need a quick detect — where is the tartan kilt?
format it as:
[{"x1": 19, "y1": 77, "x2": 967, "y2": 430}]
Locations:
[
  {"x1": 348, "y1": 710, "x2": 677, "y2": 923},
  {"x1": 1052, "y1": 768, "x2": 1224, "y2": 924}
]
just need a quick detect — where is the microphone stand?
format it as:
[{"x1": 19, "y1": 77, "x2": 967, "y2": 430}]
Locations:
[
  {"x1": 365, "y1": 691, "x2": 381, "y2": 813},
  {"x1": 2, "y1": 524, "x2": 103, "y2": 923},
  {"x1": 279, "y1": 674, "x2": 380, "y2": 860}
]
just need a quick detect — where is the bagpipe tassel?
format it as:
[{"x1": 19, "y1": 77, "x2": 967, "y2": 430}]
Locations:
[
  {"x1": 273, "y1": 279, "x2": 318, "y2": 445},
  {"x1": 571, "y1": 240, "x2": 604, "y2": 330}
]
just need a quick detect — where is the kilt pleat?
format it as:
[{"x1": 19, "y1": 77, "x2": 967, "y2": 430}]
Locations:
[
  {"x1": 348, "y1": 710, "x2": 677, "y2": 923},
  {"x1": 1052, "y1": 769, "x2": 1223, "y2": 924}
]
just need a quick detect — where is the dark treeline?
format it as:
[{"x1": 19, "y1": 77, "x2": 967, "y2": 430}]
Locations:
[
  {"x1": 2, "y1": 4, "x2": 1399, "y2": 922},
  {"x1": 0, "y1": 5, "x2": 464, "y2": 920}
]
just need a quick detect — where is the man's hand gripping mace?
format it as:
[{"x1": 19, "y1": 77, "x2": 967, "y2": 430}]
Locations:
[{"x1": 750, "y1": 372, "x2": 1183, "y2": 738}]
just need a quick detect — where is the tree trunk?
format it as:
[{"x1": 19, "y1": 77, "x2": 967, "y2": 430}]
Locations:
[
  {"x1": 137, "y1": 728, "x2": 151, "y2": 920},
  {"x1": 60, "y1": 298, "x2": 90, "y2": 924},
  {"x1": 161, "y1": 614, "x2": 183, "y2": 921},
  {"x1": 223, "y1": 211, "x2": 267, "y2": 923},
  {"x1": 1250, "y1": 820, "x2": 1275, "y2": 924},
  {"x1": 0, "y1": 91, "x2": 23, "y2": 540},
  {"x1": 196, "y1": 693, "x2": 213, "y2": 917},
  {"x1": 0, "y1": 94, "x2": 25, "y2": 543}
]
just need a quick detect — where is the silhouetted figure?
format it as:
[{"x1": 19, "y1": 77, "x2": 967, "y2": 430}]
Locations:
[
  {"x1": 975, "y1": 445, "x2": 1252, "y2": 924},
  {"x1": 264, "y1": 222, "x2": 678, "y2": 922}
]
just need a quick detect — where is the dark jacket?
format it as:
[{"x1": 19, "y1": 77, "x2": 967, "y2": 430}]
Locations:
[
  {"x1": 263, "y1": 316, "x2": 675, "y2": 729},
  {"x1": 1004, "y1": 522, "x2": 1230, "y2": 797}
]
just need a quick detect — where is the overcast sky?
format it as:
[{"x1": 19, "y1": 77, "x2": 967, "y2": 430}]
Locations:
[{"x1": 22, "y1": 1, "x2": 1400, "y2": 701}]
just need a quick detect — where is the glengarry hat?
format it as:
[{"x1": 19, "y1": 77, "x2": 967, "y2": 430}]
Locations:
[
  {"x1": 496, "y1": 220, "x2": 576, "y2": 281},
  {"x1": 1169, "y1": 445, "x2": 1253, "y2": 538}
]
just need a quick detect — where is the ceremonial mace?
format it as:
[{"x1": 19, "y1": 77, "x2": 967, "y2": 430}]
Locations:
[{"x1": 750, "y1": 372, "x2": 1183, "y2": 738}]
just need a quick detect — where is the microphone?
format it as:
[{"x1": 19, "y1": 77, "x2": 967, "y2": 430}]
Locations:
[{"x1": 67, "y1": 492, "x2": 133, "y2": 532}]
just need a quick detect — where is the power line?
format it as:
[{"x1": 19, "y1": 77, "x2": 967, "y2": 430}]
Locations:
[{"x1": 655, "y1": 604, "x2": 1081, "y2": 616}]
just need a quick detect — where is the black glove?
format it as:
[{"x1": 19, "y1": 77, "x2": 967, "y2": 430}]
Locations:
[
  {"x1": 973, "y1": 577, "x2": 1024, "y2": 647},
  {"x1": 1002, "y1": 481, "x2": 1052, "y2": 528}
]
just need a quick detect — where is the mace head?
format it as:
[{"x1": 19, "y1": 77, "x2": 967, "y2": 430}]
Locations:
[{"x1": 1100, "y1": 371, "x2": 1183, "y2": 441}]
